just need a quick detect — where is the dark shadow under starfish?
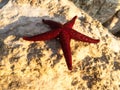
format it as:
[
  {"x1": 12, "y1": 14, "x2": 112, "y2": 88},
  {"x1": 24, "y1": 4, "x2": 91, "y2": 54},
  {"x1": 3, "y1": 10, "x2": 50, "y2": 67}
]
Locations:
[{"x1": 23, "y1": 16, "x2": 100, "y2": 70}]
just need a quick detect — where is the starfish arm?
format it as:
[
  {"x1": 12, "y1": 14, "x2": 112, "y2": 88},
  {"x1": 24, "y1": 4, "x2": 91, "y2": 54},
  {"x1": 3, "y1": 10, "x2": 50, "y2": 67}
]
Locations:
[
  {"x1": 42, "y1": 19, "x2": 62, "y2": 29},
  {"x1": 59, "y1": 31, "x2": 72, "y2": 70},
  {"x1": 23, "y1": 29, "x2": 61, "y2": 41},
  {"x1": 63, "y1": 16, "x2": 77, "y2": 28},
  {"x1": 69, "y1": 29, "x2": 100, "y2": 43}
]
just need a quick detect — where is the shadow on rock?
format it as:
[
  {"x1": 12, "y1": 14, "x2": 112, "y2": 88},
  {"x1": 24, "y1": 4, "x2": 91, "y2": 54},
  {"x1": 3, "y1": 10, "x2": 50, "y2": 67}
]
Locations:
[{"x1": 0, "y1": 16, "x2": 65, "y2": 66}]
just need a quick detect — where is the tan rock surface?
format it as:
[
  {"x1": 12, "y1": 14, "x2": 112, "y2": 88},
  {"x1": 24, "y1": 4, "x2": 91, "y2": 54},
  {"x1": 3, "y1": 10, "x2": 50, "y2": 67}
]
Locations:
[{"x1": 0, "y1": 0, "x2": 120, "y2": 90}]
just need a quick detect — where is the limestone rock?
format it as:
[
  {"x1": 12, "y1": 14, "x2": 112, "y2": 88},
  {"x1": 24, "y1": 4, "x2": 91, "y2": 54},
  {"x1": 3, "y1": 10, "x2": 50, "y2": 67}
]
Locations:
[
  {"x1": 70, "y1": 0, "x2": 120, "y2": 37},
  {"x1": 0, "y1": 0, "x2": 9, "y2": 9},
  {"x1": 0, "y1": 0, "x2": 120, "y2": 90}
]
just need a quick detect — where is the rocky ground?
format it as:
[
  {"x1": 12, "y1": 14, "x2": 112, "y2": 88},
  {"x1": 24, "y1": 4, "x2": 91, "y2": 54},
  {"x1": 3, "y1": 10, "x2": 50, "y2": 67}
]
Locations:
[
  {"x1": 0, "y1": 0, "x2": 120, "y2": 90},
  {"x1": 70, "y1": 0, "x2": 120, "y2": 37}
]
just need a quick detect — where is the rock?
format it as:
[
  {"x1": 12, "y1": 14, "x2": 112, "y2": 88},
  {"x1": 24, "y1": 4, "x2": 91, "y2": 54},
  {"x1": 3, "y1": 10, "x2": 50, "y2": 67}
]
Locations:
[
  {"x1": 70, "y1": 0, "x2": 120, "y2": 37},
  {"x1": 0, "y1": 0, "x2": 120, "y2": 90},
  {"x1": 0, "y1": 0, "x2": 9, "y2": 9}
]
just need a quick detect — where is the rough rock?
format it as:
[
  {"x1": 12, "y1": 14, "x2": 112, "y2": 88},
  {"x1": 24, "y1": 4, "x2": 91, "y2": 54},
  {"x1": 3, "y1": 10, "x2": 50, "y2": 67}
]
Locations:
[
  {"x1": 0, "y1": 0, "x2": 9, "y2": 9},
  {"x1": 0, "y1": 0, "x2": 120, "y2": 90},
  {"x1": 70, "y1": 0, "x2": 120, "y2": 37}
]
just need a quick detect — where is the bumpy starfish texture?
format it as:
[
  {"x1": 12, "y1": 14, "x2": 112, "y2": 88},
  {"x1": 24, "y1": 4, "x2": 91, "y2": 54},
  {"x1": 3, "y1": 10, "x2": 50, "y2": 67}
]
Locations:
[{"x1": 23, "y1": 16, "x2": 100, "y2": 70}]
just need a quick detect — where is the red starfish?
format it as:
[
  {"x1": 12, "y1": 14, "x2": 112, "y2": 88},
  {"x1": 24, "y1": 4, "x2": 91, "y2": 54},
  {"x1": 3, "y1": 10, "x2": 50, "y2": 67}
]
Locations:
[{"x1": 23, "y1": 16, "x2": 100, "y2": 70}]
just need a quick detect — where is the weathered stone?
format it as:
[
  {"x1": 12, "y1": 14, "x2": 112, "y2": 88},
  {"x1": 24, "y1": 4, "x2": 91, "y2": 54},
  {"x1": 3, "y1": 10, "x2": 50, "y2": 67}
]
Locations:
[
  {"x1": 0, "y1": 0, "x2": 120, "y2": 90},
  {"x1": 70, "y1": 0, "x2": 120, "y2": 37}
]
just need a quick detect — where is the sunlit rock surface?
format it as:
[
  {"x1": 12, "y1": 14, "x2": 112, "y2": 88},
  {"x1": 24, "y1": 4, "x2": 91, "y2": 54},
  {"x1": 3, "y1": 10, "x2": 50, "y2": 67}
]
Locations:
[{"x1": 0, "y1": 0, "x2": 120, "y2": 90}]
